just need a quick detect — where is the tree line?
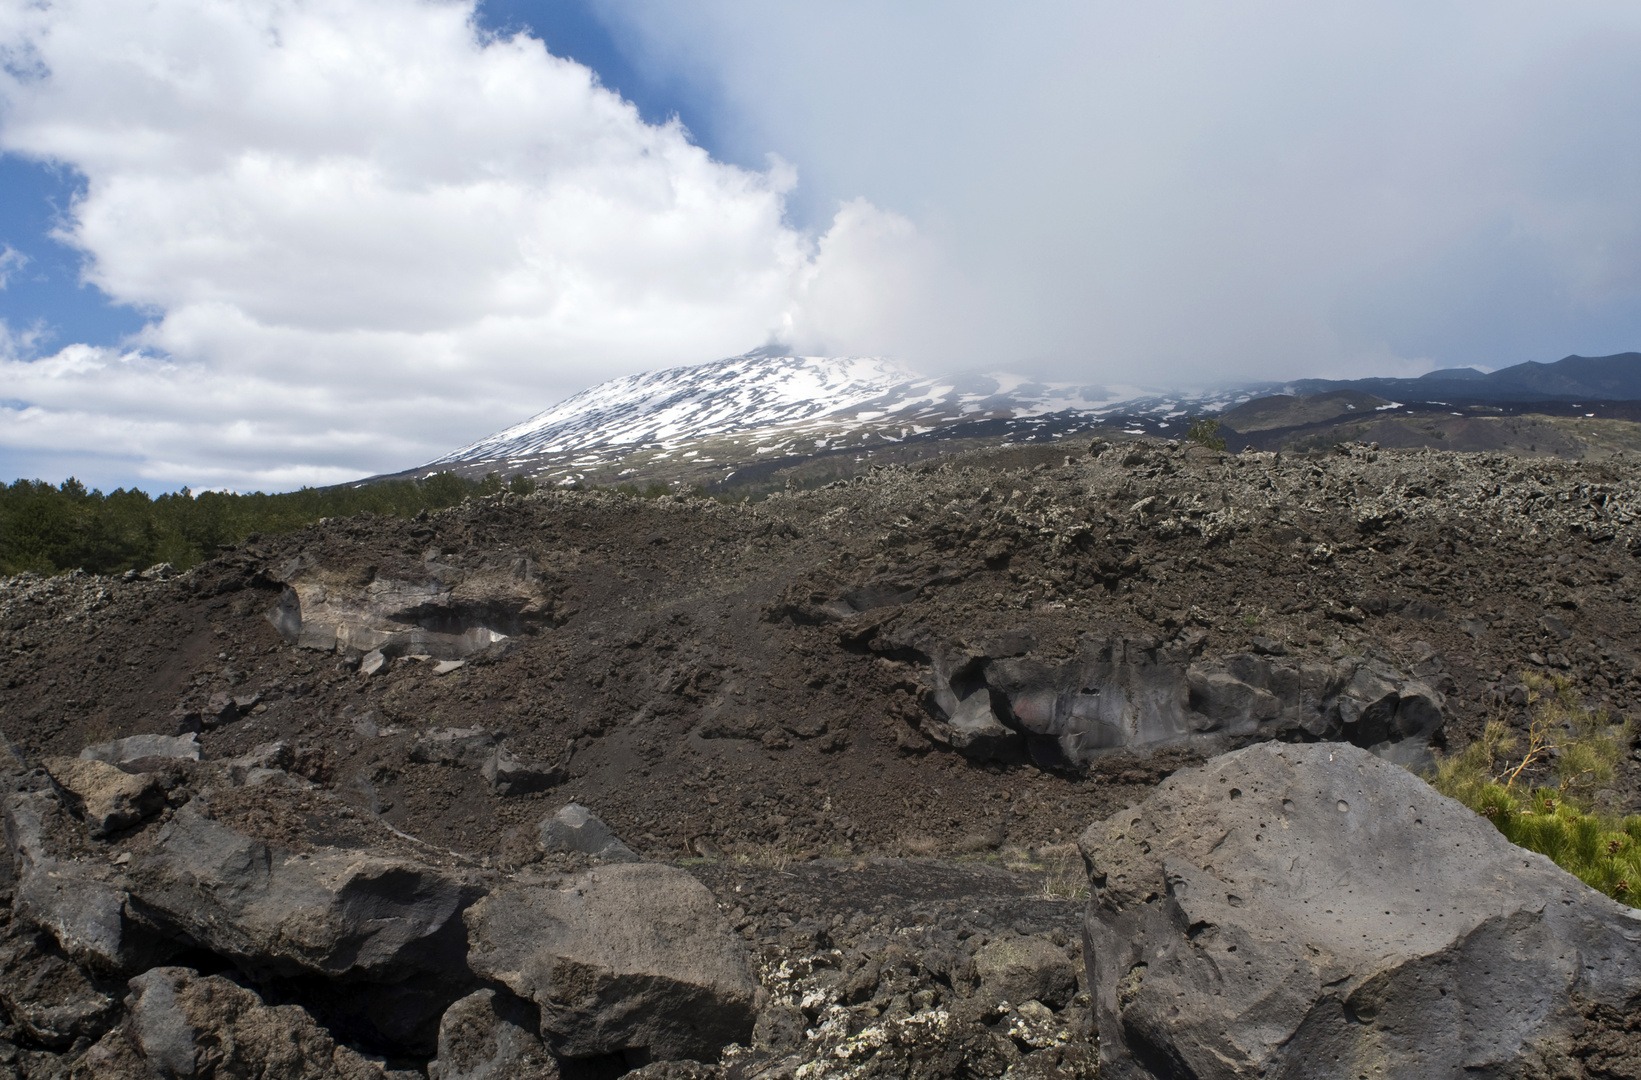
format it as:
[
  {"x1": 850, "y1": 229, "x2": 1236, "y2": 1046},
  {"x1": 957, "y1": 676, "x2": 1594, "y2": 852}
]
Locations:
[{"x1": 0, "y1": 471, "x2": 535, "y2": 577}]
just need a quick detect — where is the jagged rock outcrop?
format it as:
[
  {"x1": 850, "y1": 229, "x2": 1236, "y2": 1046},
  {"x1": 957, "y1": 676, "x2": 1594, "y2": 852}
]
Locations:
[
  {"x1": 894, "y1": 626, "x2": 1446, "y2": 769},
  {"x1": 79, "y1": 733, "x2": 200, "y2": 765},
  {"x1": 5, "y1": 763, "x2": 481, "y2": 988},
  {"x1": 464, "y1": 862, "x2": 761, "y2": 1061},
  {"x1": 265, "y1": 546, "x2": 564, "y2": 659},
  {"x1": 4, "y1": 732, "x2": 781, "y2": 1072},
  {"x1": 1078, "y1": 742, "x2": 1641, "y2": 1079},
  {"x1": 5, "y1": 785, "x2": 179, "y2": 973},
  {"x1": 5, "y1": 757, "x2": 484, "y2": 1052}
]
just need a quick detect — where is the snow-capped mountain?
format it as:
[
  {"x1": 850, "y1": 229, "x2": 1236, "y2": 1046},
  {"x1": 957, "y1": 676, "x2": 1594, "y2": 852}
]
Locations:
[
  {"x1": 434, "y1": 348, "x2": 913, "y2": 462},
  {"x1": 406, "y1": 346, "x2": 1275, "y2": 489},
  {"x1": 432, "y1": 346, "x2": 1265, "y2": 466},
  {"x1": 388, "y1": 346, "x2": 1641, "y2": 493}
]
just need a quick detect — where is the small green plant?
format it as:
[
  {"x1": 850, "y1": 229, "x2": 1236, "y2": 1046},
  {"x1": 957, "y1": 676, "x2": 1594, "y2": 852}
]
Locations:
[
  {"x1": 1242, "y1": 612, "x2": 1260, "y2": 627},
  {"x1": 1185, "y1": 417, "x2": 1227, "y2": 451},
  {"x1": 1429, "y1": 672, "x2": 1640, "y2": 903}
]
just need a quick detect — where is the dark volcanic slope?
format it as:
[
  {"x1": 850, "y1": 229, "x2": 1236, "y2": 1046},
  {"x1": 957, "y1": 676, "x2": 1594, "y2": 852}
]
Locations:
[
  {"x1": 1222, "y1": 398, "x2": 1641, "y2": 459},
  {"x1": 6, "y1": 439, "x2": 1641, "y2": 866}
]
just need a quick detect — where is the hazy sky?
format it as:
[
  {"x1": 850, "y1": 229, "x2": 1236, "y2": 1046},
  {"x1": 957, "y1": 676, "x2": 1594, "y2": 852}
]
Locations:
[{"x1": 3, "y1": 0, "x2": 1641, "y2": 490}]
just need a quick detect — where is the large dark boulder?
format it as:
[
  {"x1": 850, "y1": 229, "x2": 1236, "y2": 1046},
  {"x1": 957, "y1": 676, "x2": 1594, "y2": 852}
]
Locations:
[
  {"x1": 124, "y1": 800, "x2": 479, "y2": 982},
  {"x1": 4, "y1": 788, "x2": 176, "y2": 972},
  {"x1": 1078, "y1": 742, "x2": 1641, "y2": 1079},
  {"x1": 464, "y1": 862, "x2": 761, "y2": 1062},
  {"x1": 0, "y1": 924, "x2": 120, "y2": 1049},
  {"x1": 7, "y1": 774, "x2": 484, "y2": 1055},
  {"x1": 115, "y1": 966, "x2": 388, "y2": 1079},
  {"x1": 429, "y1": 988, "x2": 558, "y2": 1080}
]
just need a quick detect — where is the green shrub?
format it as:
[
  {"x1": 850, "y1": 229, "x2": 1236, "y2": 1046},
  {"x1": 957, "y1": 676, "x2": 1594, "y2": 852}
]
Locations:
[
  {"x1": 1429, "y1": 671, "x2": 1640, "y2": 903},
  {"x1": 610, "y1": 481, "x2": 672, "y2": 500},
  {"x1": 1185, "y1": 417, "x2": 1227, "y2": 451},
  {"x1": 0, "y1": 470, "x2": 534, "y2": 577}
]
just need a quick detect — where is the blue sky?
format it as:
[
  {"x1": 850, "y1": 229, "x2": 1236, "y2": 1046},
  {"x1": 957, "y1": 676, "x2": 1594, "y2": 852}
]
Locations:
[
  {"x1": 475, "y1": 1, "x2": 734, "y2": 159},
  {"x1": 0, "y1": 157, "x2": 147, "y2": 352},
  {"x1": 4, "y1": 0, "x2": 1641, "y2": 493}
]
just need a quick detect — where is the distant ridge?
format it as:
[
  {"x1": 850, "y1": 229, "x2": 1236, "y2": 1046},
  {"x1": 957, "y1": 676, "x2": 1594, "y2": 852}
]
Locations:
[{"x1": 1290, "y1": 352, "x2": 1641, "y2": 402}]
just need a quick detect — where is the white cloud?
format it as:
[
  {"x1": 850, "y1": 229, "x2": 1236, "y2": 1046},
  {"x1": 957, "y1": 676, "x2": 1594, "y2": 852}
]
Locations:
[
  {"x1": 782, "y1": 197, "x2": 952, "y2": 359},
  {"x1": 598, "y1": 0, "x2": 1641, "y2": 380},
  {"x1": 0, "y1": 0, "x2": 903, "y2": 489},
  {"x1": 0, "y1": 245, "x2": 26, "y2": 289},
  {"x1": 11, "y1": 0, "x2": 1641, "y2": 491}
]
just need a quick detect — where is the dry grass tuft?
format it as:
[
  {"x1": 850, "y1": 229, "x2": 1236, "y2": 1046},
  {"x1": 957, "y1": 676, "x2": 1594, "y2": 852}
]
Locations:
[
  {"x1": 1037, "y1": 843, "x2": 1089, "y2": 900},
  {"x1": 900, "y1": 835, "x2": 942, "y2": 858}
]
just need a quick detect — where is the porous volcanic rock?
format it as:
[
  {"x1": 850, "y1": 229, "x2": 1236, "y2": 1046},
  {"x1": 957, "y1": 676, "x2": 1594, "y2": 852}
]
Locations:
[
  {"x1": 464, "y1": 862, "x2": 761, "y2": 1061},
  {"x1": 1078, "y1": 742, "x2": 1641, "y2": 1079}
]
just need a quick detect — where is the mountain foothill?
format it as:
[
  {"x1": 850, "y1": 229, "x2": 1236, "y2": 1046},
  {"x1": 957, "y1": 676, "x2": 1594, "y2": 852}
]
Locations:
[{"x1": 5, "y1": 350, "x2": 1641, "y2": 1076}]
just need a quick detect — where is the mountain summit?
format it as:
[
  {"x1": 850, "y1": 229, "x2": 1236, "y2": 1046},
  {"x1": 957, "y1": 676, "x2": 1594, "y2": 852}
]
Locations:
[
  {"x1": 410, "y1": 348, "x2": 1641, "y2": 494},
  {"x1": 433, "y1": 349, "x2": 914, "y2": 464},
  {"x1": 422, "y1": 347, "x2": 1255, "y2": 486}
]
